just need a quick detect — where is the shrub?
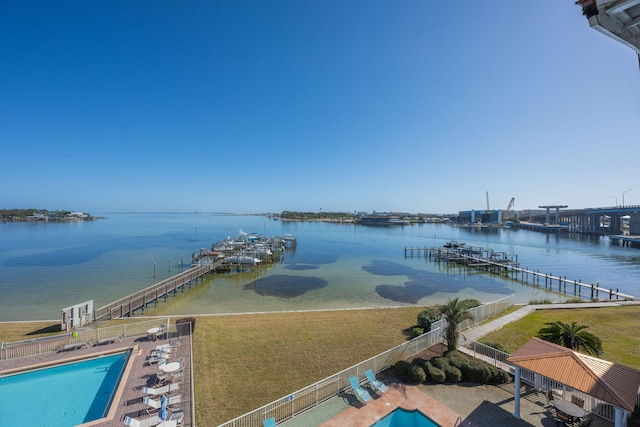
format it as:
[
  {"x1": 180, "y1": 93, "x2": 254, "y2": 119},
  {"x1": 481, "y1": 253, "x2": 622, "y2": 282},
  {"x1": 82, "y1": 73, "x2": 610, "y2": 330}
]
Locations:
[
  {"x1": 402, "y1": 351, "x2": 510, "y2": 385},
  {"x1": 459, "y1": 299, "x2": 482, "y2": 310},
  {"x1": 489, "y1": 368, "x2": 511, "y2": 384},
  {"x1": 408, "y1": 364, "x2": 427, "y2": 383},
  {"x1": 411, "y1": 357, "x2": 430, "y2": 371},
  {"x1": 417, "y1": 307, "x2": 441, "y2": 331},
  {"x1": 448, "y1": 366, "x2": 462, "y2": 382},
  {"x1": 412, "y1": 327, "x2": 424, "y2": 338},
  {"x1": 442, "y1": 364, "x2": 463, "y2": 383},
  {"x1": 466, "y1": 362, "x2": 492, "y2": 383},
  {"x1": 431, "y1": 356, "x2": 462, "y2": 382},
  {"x1": 394, "y1": 360, "x2": 411, "y2": 377},
  {"x1": 445, "y1": 351, "x2": 468, "y2": 368},
  {"x1": 447, "y1": 352, "x2": 491, "y2": 383},
  {"x1": 430, "y1": 356, "x2": 449, "y2": 370},
  {"x1": 425, "y1": 363, "x2": 446, "y2": 383}
]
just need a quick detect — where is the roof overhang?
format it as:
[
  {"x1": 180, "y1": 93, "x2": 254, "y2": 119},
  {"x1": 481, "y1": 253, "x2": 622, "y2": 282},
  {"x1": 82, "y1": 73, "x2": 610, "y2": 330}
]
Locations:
[
  {"x1": 507, "y1": 337, "x2": 640, "y2": 412},
  {"x1": 577, "y1": 0, "x2": 640, "y2": 53}
]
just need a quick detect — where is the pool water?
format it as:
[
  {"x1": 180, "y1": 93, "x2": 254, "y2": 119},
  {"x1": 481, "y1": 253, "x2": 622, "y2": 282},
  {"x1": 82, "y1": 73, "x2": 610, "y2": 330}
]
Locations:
[
  {"x1": 371, "y1": 408, "x2": 441, "y2": 427},
  {"x1": 0, "y1": 352, "x2": 129, "y2": 426}
]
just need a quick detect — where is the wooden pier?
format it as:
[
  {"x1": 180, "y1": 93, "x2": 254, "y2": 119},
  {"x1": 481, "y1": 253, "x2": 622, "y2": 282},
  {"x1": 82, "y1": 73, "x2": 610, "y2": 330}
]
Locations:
[
  {"x1": 94, "y1": 263, "x2": 216, "y2": 320},
  {"x1": 405, "y1": 246, "x2": 638, "y2": 302},
  {"x1": 93, "y1": 232, "x2": 292, "y2": 321}
]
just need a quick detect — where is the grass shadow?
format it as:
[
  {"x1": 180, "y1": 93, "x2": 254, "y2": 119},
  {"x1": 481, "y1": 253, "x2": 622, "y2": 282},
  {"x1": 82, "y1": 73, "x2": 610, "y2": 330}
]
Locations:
[{"x1": 26, "y1": 324, "x2": 61, "y2": 335}]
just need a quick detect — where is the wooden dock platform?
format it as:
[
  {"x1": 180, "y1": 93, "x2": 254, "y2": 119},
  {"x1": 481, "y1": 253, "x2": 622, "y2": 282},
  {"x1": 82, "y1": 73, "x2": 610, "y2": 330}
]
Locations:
[
  {"x1": 609, "y1": 235, "x2": 640, "y2": 247},
  {"x1": 93, "y1": 232, "x2": 292, "y2": 321},
  {"x1": 405, "y1": 246, "x2": 638, "y2": 302}
]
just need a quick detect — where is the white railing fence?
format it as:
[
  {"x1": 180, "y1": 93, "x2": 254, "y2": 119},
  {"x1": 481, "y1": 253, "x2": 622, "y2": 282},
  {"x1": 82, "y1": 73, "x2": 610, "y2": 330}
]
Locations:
[
  {"x1": 0, "y1": 317, "x2": 171, "y2": 360},
  {"x1": 218, "y1": 325, "x2": 444, "y2": 427},
  {"x1": 217, "y1": 297, "x2": 514, "y2": 427},
  {"x1": 459, "y1": 341, "x2": 512, "y2": 371},
  {"x1": 459, "y1": 296, "x2": 513, "y2": 331}
]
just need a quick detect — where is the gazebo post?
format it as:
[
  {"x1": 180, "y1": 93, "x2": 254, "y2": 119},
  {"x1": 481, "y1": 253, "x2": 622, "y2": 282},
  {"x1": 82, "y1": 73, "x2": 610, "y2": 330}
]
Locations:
[
  {"x1": 614, "y1": 407, "x2": 626, "y2": 427},
  {"x1": 534, "y1": 373, "x2": 541, "y2": 391},
  {"x1": 512, "y1": 366, "x2": 521, "y2": 419},
  {"x1": 508, "y1": 337, "x2": 640, "y2": 425}
]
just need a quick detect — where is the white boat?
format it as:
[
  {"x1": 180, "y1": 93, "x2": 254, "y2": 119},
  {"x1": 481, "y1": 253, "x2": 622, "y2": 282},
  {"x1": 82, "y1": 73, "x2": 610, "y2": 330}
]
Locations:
[{"x1": 225, "y1": 256, "x2": 261, "y2": 265}]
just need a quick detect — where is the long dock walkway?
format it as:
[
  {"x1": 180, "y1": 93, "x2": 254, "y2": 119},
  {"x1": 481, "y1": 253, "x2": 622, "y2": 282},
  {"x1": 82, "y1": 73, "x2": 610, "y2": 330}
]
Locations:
[
  {"x1": 94, "y1": 263, "x2": 217, "y2": 320},
  {"x1": 407, "y1": 246, "x2": 639, "y2": 302}
]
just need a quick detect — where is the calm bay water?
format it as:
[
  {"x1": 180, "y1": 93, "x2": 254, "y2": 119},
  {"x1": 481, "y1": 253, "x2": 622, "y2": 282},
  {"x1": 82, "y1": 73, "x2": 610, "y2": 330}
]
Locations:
[{"x1": 1, "y1": 213, "x2": 639, "y2": 321}]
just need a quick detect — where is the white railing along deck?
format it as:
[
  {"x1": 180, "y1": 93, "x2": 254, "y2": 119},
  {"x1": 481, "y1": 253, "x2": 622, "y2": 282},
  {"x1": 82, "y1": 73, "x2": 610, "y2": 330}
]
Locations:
[{"x1": 0, "y1": 318, "x2": 171, "y2": 360}]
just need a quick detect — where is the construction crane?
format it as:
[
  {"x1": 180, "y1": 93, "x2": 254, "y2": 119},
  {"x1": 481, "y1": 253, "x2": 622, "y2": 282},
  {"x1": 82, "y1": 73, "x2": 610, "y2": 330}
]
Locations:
[{"x1": 502, "y1": 197, "x2": 515, "y2": 222}]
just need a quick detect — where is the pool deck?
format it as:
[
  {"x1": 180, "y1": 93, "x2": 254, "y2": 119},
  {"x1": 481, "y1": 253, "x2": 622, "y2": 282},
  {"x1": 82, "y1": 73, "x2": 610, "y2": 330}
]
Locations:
[
  {"x1": 318, "y1": 383, "x2": 473, "y2": 427},
  {"x1": 0, "y1": 334, "x2": 192, "y2": 427},
  {"x1": 280, "y1": 381, "x2": 613, "y2": 427}
]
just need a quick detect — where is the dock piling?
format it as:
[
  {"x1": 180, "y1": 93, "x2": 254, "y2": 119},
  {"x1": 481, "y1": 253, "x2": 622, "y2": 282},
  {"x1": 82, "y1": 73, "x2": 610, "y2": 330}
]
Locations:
[{"x1": 415, "y1": 245, "x2": 636, "y2": 302}]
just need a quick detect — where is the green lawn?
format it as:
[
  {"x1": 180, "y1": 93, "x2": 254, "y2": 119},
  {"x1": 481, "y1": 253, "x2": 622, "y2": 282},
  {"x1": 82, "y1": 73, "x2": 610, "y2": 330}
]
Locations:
[
  {"x1": 0, "y1": 321, "x2": 62, "y2": 342},
  {"x1": 4, "y1": 304, "x2": 640, "y2": 426},
  {"x1": 480, "y1": 305, "x2": 640, "y2": 368},
  {"x1": 191, "y1": 307, "x2": 424, "y2": 426}
]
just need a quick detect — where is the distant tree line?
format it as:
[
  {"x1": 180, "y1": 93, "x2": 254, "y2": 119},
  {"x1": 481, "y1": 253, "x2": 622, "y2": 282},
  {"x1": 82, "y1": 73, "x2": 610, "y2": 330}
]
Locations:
[
  {"x1": 0, "y1": 209, "x2": 89, "y2": 221},
  {"x1": 279, "y1": 211, "x2": 357, "y2": 220}
]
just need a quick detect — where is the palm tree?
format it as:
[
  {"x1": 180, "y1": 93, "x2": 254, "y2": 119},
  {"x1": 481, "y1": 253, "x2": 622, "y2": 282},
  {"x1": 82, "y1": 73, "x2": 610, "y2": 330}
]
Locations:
[
  {"x1": 440, "y1": 298, "x2": 475, "y2": 352},
  {"x1": 538, "y1": 321, "x2": 603, "y2": 356}
]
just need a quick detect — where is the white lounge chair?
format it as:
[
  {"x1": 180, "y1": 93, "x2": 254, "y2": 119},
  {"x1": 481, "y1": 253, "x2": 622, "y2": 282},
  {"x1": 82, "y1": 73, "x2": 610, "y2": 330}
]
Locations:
[
  {"x1": 147, "y1": 354, "x2": 169, "y2": 365},
  {"x1": 156, "y1": 339, "x2": 180, "y2": 351},
  {"x1": 170, "y1": 368, "x2": 183, "y2": 382},
  {"x1": 170, "y1": 409, "x2": 184, "y2": 426},
  {"x1": 98, "y1": 334, "x2": 124, "y2": 345},
  {"x1": 144, "y1": 394, "x2": 182, "y2": 414},
  {"x1": 123, "y1": 414, "x2": 163, "y2": 427},
  {"x1": 58, "y1": 338, "x2": 93, "y2": 352},
  {"x1": 150, "y1": 348, "x2": 173, "y2": 358},
  {"x1": 155, "y1": 371, "x2": 170, "y2": 385},
  {"x1": 142, "y1": 383, "x2": 180, "y2": 396}
]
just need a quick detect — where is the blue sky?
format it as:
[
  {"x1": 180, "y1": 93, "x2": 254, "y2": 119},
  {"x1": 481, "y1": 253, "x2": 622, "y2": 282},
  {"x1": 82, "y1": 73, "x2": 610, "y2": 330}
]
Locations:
[{"x1": 1, "y1": 1, "x2": 638, "y2": 214}]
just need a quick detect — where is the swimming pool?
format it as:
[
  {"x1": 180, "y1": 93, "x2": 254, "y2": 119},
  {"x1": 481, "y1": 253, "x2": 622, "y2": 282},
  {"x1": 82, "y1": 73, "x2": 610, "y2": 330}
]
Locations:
[
  {"x1": 0, "y1": 351, "x2": 130, "y2": 426},
  {"x1": 371, "y1": 407, "x2": 441, "y2": 427}
]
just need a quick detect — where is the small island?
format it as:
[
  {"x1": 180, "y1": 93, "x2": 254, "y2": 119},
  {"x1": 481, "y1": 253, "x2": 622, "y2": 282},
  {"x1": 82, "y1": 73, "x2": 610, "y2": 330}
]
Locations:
[{"x1": 0, "y1": 209, "x2": 101, "y2": 223}]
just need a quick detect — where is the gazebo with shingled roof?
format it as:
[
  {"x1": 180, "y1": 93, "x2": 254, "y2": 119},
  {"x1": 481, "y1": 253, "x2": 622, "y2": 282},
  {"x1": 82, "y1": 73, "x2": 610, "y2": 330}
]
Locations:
[{"x1": 507, "y1": 337, "x2": 640, "y2": 427}]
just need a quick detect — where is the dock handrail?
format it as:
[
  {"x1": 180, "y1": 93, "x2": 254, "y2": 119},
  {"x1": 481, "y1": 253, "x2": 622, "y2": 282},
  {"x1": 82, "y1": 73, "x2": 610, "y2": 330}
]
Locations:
[
  {"x1": 424, "y1": 247, "x2": 638, "y2": 301},
  {"x1": 94, "y1": 263, "x2": 214, "y2": 320}
]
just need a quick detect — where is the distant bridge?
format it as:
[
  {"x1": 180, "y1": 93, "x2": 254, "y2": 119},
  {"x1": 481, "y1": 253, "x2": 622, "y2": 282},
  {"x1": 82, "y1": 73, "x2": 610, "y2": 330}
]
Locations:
[{"x1": 539, "y1": 205, "x2": 640, "y2": 235}]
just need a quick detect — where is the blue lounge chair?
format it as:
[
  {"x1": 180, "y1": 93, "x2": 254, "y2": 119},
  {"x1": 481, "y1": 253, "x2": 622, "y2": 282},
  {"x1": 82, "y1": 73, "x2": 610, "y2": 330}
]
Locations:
[
  {"x1": 349, "y1": 376, "x2": 372, "y2": 404},
  {"x1": 365, "y1": 369, "x2": 388, "y2": 394},
  {"x1": 263, "y1": 417, "x2": 277, "y2": 427}
]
